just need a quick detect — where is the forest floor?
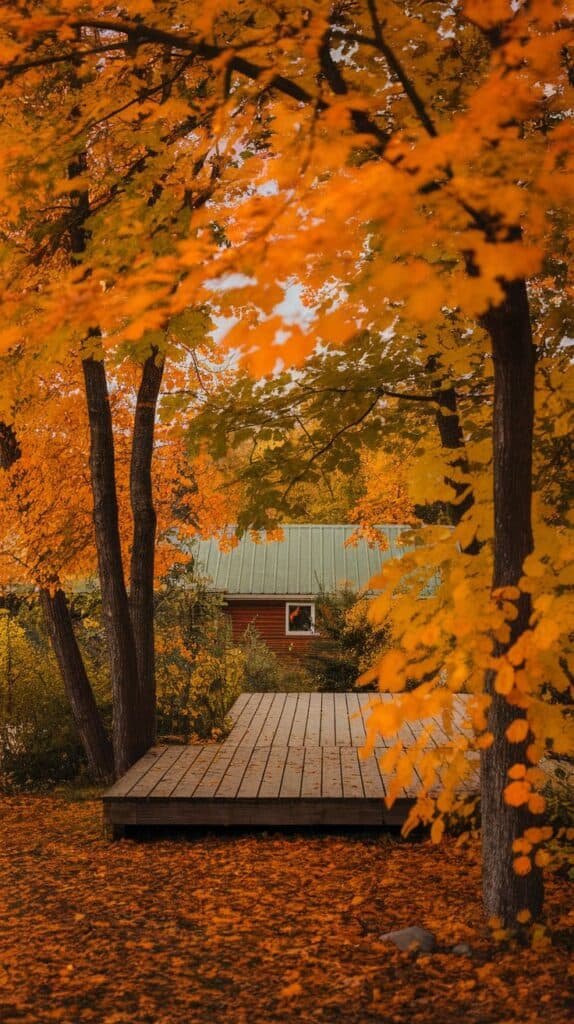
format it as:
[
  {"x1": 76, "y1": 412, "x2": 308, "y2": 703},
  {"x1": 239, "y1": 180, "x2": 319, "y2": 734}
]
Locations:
[{"x1": 0, "y1": 795, "x2": 572, "y2": 1024}]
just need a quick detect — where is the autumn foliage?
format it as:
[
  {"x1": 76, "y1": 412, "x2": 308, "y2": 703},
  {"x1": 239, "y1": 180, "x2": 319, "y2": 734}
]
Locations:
[{"x1": 0, "y1": 0, "x2": 572, "y2": 930}]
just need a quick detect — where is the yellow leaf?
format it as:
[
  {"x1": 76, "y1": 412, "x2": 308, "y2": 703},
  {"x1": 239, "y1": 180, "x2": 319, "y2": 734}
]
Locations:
[
  {"x1": 533, "y1": 619, "x2": 560, "y2": 650},
  {"x1": 522, "y1": 554, "x2": 546, "y2": 578}
]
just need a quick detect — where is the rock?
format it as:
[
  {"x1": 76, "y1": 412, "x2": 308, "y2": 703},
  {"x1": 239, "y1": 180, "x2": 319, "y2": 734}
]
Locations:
[
  {"x1": 451, "y1": 943, "x2": 472, "y2": 956},
  {"x1": 379, "y1": 926, "x2": 436, "y2": 953}
]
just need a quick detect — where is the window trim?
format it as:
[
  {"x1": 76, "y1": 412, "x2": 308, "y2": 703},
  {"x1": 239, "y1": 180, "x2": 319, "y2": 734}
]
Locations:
[{"x1": 285, "y1": 601, "x2": 316, "y2": 636}]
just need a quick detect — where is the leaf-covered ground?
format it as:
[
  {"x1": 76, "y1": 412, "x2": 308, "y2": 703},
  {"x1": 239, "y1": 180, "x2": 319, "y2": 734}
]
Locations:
[{"x1": 0, "y1": 797, "x2": 572, "y2": 1024}]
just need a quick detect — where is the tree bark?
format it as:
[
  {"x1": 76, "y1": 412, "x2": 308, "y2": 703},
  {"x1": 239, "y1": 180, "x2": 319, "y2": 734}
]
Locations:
[
  {"x1": 481, "y1": 278, "x2": 544, "y2": 923},
  {"x1": 82, "y1": 356, "x2": 145, "y2": 775},
  {"x1": 40, "y1": 587, "x2": 114, "y2": 780},
  {"x1": 426, "y1": 358, "x2": 481, "y2": 553},
  {"x1": 0, "y1": 422, "x2": 20, "y2": 470},
  {"x1": 129, "y1": 347, "x2": 164, "y2": 750}
]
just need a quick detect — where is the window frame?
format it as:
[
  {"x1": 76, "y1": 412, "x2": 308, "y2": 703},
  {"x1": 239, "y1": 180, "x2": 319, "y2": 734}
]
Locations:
[{"x1": 285, "y1": 601, "x2": 316, "y2": 636}]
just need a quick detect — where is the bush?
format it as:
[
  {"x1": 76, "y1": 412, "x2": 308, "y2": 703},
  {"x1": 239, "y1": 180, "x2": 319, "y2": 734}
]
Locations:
[
  {"x1": 305, "y1": 587, "x2": 391, "y2": 691},
  {"x1": 0, "y1": 604, "x2": 103, "y2": 791},
  {"x1": 156, "y1": 572, "x2": 246, "y2": 740},
  {"x1": 239, "y1": 624, "x2": 317, "y2": 692}
]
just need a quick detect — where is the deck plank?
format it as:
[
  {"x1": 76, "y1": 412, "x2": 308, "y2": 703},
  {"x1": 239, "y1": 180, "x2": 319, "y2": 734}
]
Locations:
[
  {"x1": 238, "y1": 693, "x2": 273, "y2": 747},
  {"x1": 346, "y1": 692, "x2": 366, "y2": 746},
  {"x1": 320, "y1": 693, "x2": 335, "y2": 746},
  {"x1": 172, "y1": 746, "x2": 221, "y2": 798},
  {"x1": 304, "y1": 692, "x2": 322, "y2": 745},
  {"x1": 341, "y1": 747, "x2": 364, "y2": 798},
  {"x1": 193, "y1": 744, "x2": 243, "y2": 799},
  {"x1": 129, "y1": 746, "x2": 185, "y2": 798},
  {"x1": 357, "y1": 694, "x2": 386, "y2": 749},
  {"x1": 216, "y1": 744, "x2": 253, "y2": 799},
  {"x1": 334, "y1": 692, "x2": 351, "y2": 746},
  {"x1": 273, "y1": 693, "x2": 299, "y2": 745},
  {"x1": 257, "y1": 692, "x2": 287, "y2": 746},
  {"x1": 151, "y1": 746, "x2": 204, "y2": 798},
  {"x1": 228, "y1": 691, "x2": 250, "y2": 723},
  {"x1": 289, "y1": 693, "x2": 310, "y2": 746},
  {"x1": 258, "y1": 746, "x2": 289, "y2": 798},
  {"x1": 237, "y1": 746, "x2": 272, "y2": 798},
  {"x1": 223, "y1": 692, "x2": 264, "y2": 748},
  {"x1": 105, "y1": 746, "x2": 167, "y2": 798},
  {"x1": 322, "y1": 746, "x2": 342, "y2": 798},
  {"x1": 280, "y1": 747, "x2": 305, "y2": 798},
  {"x1": 301, "y1": 746, "x2": 322, "y2": 798},
  {"x1": 358, "y1": 750, "x2": 386, "y2": 799}
]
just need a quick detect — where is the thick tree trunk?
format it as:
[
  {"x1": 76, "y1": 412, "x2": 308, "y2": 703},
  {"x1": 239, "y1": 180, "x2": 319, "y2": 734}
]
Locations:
[
  {"x1": 40, "y1": 587, "x2": 114, "y2": 780},
  {"x1": 481, "y1": 278, "x2": 544, "y2": 923},
  {"x1": 82, "y1": 356, "x2": 145, "y2": 775},
  {"x1": 129, "y1": 348, "x2": 164, "y2": 750}
]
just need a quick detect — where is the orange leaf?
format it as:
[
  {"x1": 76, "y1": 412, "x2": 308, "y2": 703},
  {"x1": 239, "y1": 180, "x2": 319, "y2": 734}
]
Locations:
[
  {"x1": 495, "y1": 662, "x2": 514, "y2": 695},
  {"x1": 506, "y1": 719, "x2": 529, "y2": 744},
  {"x1": 528, "y1": 793, "x2": 546, "y2": 815},
  {"x1": 504, "y1": 781, "x2": 530, "y2": 807},
  {"x1": 430, "y1": 818, "x2": 445, "y2": 844},
  {"x1": 280, "y1": 982, "x2": 303, "y2": 998},
  {"x1": 534, "y1": 849, "x2": 551, "y2": 868},
  {"x1": 513, "y1": 856, "x2": 532, "y2": 876}
]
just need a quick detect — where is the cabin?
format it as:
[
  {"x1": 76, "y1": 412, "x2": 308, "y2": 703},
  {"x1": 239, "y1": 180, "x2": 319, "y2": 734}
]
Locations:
[{"x1": 191, "y1": 524, "x2": 413, "y2": 657}]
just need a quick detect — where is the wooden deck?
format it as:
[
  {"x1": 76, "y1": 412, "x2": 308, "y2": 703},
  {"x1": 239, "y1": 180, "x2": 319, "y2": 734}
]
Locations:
[{"x1": 104, "y1": 692, "x2": 474, "y2": 833}]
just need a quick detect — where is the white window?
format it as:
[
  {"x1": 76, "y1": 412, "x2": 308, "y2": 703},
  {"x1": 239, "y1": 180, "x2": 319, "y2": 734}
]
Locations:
[{"x1": 285, "y1": 602, "x2": 315, "y2": 635}]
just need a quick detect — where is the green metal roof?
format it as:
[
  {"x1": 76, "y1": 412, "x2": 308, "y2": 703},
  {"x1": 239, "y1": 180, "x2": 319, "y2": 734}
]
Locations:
[{"x1": 191, "y1": 524, "x2": 415, "y2": 597}]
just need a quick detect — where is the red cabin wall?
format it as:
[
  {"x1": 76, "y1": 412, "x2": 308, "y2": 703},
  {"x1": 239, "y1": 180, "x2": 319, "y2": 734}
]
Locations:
[{"x1": 225, "y1": 600, "x2": 314, "y2": 658}]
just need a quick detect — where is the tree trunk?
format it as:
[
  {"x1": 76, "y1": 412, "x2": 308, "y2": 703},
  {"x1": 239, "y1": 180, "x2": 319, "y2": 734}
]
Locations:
[
  {"x1": 481, "y1": 278, "x2": 544, "y2": 923},
  {"x1": 129, "y1": 348, "x2": 164, "y2": 750},
  {"x1": 40, "y1": 587, "x2": 114, "y2": 780},
  {"x1": 0, "y1": 418, "x2": 113, "y2": 779},
  {"x1": 82, "y1": 356, "x2": 145, "y2": 775},
  {"x1": 427, "y1": 358, "x2": 481, "y2": 553}
]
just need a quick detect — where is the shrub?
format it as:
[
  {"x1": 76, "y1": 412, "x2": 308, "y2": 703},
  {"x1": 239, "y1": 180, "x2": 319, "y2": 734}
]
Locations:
[
  {"x1": 238, "y1": 624, "x2": 317, "y2": 692},
  {"x1": 240, "y1": 624, "x2": 281, "y2": 691},
  {"x1": 0, "y1": 605, "x2": 99, "y2": 791},
  {"x1": 305, "y1": 587, "x2": 391, "y2": 691},
  {"x1": 156, "y1": 572, "x2": 246, "y2": 739}
]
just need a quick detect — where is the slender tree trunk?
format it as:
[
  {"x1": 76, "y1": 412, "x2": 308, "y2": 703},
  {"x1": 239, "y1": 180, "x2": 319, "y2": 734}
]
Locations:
[
  {"x1": 427, "y1": 357, "x2": 481, "y2": 553},
  {"x1": 0, "y1": 422, "x2": 21, "y2": 470},
  {"x1": 0, "y1": 419, "x2": 113, "y2": 779},
  {"x1": 82, "y1": 357, "x2": 145, "y2": 775},
  {"x1": 129, "y1": 348, "x2": 164, "y2": 750},
  {"x1": 40, "y1": 587, "x2": 114, "y2": 780},
  {"x1": 481, "y1": 278, "x2": 544, "y2": 923}
]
